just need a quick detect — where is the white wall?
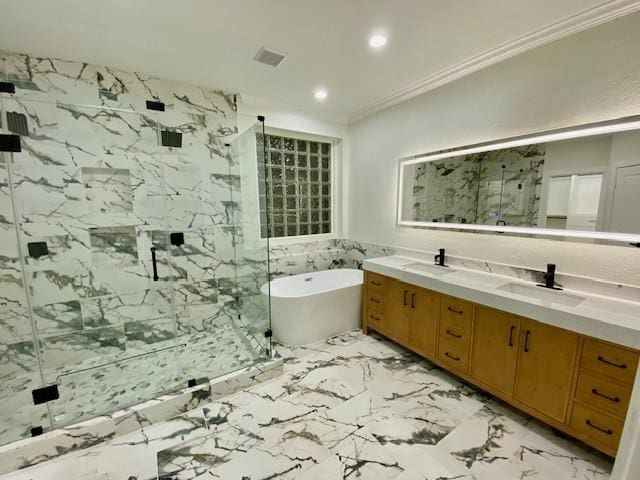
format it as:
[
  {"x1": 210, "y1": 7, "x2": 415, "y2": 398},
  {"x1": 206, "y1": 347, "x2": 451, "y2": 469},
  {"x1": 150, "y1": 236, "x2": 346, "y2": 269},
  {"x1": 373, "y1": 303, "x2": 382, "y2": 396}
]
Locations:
[
  {"x1": 347, "y1": 12, "x2": 640, "y2": 286},
  {"x1": 545, "y1": 136, "x2": 612, "y2": 174}
]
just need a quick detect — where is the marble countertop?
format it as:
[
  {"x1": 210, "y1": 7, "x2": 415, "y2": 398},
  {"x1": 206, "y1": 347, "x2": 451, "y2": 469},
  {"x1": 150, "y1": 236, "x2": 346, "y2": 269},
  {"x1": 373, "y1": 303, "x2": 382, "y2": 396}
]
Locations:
[{"x1": 363, "y1": 255, "x2": 640, "y2": 350}]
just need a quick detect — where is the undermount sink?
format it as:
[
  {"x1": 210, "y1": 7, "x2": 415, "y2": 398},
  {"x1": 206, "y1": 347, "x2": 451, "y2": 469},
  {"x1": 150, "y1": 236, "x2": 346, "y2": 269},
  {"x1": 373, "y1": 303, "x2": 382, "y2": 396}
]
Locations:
[
  {"x1": 497, "y1": 282, "x2": 585, "y2": 307},
  {"x1": 401, "y1": 262, "x2": 451, "y2": 275}
]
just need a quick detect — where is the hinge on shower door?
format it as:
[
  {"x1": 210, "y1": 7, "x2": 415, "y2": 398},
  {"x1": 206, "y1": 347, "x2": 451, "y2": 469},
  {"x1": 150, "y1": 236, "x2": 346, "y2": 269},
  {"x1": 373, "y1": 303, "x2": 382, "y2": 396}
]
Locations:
[
  {"x1": 0, "y1": 81, "x2": 16, "y2": 93},
  {"x1": 32, "y1": 384, "x2": 60, "y2": 405},
  {"x1": 0, "y1": 134, "x2": 21, "y2": 152},
  {"x1": 264, "y1": 329, "x2": 272, "y2": 338}
]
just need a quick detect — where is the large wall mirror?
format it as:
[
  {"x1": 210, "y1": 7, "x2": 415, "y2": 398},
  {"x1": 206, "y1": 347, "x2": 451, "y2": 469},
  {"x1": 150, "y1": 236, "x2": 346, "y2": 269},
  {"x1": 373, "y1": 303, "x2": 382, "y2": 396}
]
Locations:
[{"x1": 397, "y1": 116, "x2": 640, "y2": 246}]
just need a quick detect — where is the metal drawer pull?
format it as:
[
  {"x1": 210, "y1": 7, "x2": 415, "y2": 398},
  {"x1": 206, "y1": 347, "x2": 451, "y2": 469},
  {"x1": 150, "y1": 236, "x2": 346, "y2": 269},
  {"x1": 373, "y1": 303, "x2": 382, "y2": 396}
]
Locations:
[
  {"x1": 403, "y1": 290, "x2": 408, "y2": 306},
  {"x1": 371, "y1": 281, "x2": 382, "y2": 287},
  {"x1": 411, "y1": 292, "x2": 416, "y2": 309},
  {"x1": 370, "y1": 298, "x2": 380, "y2": 304},
  {"x1": 447, "y1": 307, "x2": 463, "y2": 315},
  {"x1": 446, "y1": 329, "x2": 462, "y2": 339},
  {"x1": 444, "y1": 352, "x2": 460, "y2": 361},
  {"x1": 586, "y1": 419, "x2": 613, "y2": 435},
  {"x1": 591, "y1": 388, "x2": 621, "y2": 403},
  {"x1": 508, "y1": 325, "x2": 516, "y2": 347},
  {"x1": 370, "y1": 314, "x2": 380, "y2": 322},
  {"x1": 524, "y1": 330, "x2": 531, "y2": 352},
  {"x1": 597, "y1": 356, "x2": 627, "y2": 369}
]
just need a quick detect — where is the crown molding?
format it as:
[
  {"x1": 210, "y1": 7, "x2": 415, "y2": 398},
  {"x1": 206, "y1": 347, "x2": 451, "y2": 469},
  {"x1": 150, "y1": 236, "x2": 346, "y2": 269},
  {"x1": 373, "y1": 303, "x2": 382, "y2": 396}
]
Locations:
[{"x1": 349, "y1": 0, "x2": 640, "y2": 124}]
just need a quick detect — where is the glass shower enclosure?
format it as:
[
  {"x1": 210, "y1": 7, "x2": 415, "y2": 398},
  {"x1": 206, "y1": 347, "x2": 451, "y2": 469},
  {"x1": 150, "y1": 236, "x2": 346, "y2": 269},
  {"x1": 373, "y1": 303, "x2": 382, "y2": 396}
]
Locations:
[{"x1": 0, "y1": 91, "x2": 271, "y2": 446}]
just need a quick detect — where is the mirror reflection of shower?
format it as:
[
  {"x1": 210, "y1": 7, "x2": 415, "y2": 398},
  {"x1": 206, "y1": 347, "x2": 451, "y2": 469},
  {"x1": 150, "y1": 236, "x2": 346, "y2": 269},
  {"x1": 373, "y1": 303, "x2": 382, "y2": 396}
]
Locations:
[{"x1": 402, "y1": 129, "x2": 640, "y2": 237}]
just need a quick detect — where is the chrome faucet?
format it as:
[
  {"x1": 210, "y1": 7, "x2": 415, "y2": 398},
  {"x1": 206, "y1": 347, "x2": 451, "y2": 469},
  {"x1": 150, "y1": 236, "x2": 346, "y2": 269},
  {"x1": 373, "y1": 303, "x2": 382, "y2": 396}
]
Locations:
[
  {"x1": 434, "y1": 248, "x2": 448, "y2": 267},
  {"x1": 538, "y1": 263, "x2": 562, "y2": 290}
]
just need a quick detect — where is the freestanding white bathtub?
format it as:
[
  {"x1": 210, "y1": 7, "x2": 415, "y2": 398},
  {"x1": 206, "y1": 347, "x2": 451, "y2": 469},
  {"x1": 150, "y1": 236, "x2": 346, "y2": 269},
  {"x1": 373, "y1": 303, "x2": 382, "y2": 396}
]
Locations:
[{"x1": 262, "y1": 269, "x2": 363, "y2": 345}]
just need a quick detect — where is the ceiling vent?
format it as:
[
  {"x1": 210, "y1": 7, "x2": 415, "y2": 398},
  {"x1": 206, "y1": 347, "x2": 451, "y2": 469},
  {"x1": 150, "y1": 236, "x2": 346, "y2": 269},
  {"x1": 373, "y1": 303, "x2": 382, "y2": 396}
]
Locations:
[{"x1": 253, "y1": 47, "x2": 287, "y2": 67}]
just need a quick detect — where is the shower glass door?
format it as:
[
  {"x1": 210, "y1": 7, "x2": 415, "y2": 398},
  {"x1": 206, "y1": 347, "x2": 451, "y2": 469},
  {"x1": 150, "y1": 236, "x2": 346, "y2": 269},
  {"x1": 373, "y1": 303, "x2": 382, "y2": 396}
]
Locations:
[
  {"x1": 6, "y1": 97, "x2": 185, "y2": 428},
  {"x1": 229, "y1": 117, "x2": 271, "y2": 358},
  {"x1": 0, "y1": 93, "x2": 271, "y2": 440}
]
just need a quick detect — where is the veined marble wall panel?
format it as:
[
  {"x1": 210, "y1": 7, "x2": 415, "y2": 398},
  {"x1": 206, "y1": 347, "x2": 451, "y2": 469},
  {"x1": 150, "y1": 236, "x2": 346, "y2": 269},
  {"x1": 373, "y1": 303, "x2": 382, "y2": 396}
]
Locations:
[
  {"x1": 411, "y1": 145, "x2": 544, "y2": 226},
  {"x1": 0, "y1": 49, "x2": 267, "y2": 444},
  {"x1": 340, "y1": 239, "x2": 396, "y2": 268},
  {"x1": 412, "y1": 156, "x2": 479, "y2": 224},
  {"x1": 0, "y1": 161, "x2": 31, "y2": 344},
  {"x1": 268, "y1": 239, "x2": 343, "y2": 278},
  {"x1": 0, "y1": 156, "x2": 52, "y2": 445}
]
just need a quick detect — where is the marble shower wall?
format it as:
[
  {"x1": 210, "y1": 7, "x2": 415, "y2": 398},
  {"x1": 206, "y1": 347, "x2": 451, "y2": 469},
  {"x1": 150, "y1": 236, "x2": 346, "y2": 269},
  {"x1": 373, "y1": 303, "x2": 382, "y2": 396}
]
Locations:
[
  {"x1": 412, "y1": 145, "x2": 545, "y2": 226},
  {"x1": 412, "y1": 155, "x2": 479, "y2": 224},
  {"x1": 0, "y1": 50, "x2": 268, "y2": 445}
]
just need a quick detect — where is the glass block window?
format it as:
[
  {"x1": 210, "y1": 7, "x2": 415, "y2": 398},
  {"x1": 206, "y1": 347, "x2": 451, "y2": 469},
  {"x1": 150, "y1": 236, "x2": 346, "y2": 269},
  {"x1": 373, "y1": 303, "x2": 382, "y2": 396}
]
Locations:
[{"x1": 261, "y1": 134, "x2": 331, "y2": 238}]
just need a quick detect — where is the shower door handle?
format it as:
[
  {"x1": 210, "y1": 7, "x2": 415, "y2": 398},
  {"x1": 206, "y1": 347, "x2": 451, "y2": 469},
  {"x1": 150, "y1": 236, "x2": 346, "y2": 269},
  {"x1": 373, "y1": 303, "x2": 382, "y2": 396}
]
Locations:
[{"x1": 151, "y1": 247, "x2": 159, "y2": 281}]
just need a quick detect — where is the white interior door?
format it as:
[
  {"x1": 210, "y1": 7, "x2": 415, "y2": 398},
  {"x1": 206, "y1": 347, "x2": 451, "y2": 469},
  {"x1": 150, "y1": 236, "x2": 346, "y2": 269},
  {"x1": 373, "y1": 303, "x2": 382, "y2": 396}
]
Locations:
[
  {"x1": 547, "y1": 176, "x2": 571, "y2": 217},
  {"x1": 566, "y1": 174, "x2": 603, "y2": 231},
  {"x1": 609, "y1": 164, "x2": 640, "y2": 234}
]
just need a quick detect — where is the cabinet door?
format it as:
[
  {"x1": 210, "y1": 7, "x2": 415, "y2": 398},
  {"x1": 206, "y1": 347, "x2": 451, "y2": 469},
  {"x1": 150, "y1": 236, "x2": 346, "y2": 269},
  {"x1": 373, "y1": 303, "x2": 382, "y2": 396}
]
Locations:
[
  {"x1": 471, "y1": 307, "x2": 521, "y2": 396},
  {"x1": 386, "y1": 278, "x2": 410, "y2": 342},
  {"x1": 514, "y1": 319, "x2": 579, "y2": 422},
  {"x1": 408, "y1": 287, "x2": 439, "y2": 358}
]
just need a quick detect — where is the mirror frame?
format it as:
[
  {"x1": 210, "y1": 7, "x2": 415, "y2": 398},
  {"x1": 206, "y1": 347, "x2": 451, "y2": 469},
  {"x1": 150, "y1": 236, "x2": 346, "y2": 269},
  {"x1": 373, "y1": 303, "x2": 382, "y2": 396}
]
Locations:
[{"x1": 397, "y1": 115, "x2": 640, "y2": 246}]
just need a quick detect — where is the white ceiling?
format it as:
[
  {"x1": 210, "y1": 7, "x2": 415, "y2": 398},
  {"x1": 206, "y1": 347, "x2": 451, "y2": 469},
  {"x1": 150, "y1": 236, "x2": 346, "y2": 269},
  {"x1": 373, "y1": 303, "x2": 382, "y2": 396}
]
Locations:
[{"x1": 0, "y1": 0, "x2": 637, "y2": 123}]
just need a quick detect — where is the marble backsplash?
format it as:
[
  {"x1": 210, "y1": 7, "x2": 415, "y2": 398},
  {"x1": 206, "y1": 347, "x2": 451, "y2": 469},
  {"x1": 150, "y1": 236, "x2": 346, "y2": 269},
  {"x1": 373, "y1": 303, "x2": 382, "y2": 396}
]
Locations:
[
  {"x1": 268, "y1": 238, "x2": 393, "y2": 278},
  {"x1": 269, "y1": 238, "x2": 640, "y2": 302}
]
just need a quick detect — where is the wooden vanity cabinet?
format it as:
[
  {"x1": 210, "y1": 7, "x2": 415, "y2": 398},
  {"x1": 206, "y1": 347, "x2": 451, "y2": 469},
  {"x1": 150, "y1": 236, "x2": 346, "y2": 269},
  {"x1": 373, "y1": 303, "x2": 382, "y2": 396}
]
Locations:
[
  {"x1": 386, "y1": 278, "x2": 411, "y2": 341},
  {"x1": 513, "y1": 319, "x2": 580, "y2": 422},
  {"x1": 381, "y1": 277, "x2": 439, "y2": 357},
  {"x1": 471, "y1": 307, "x2": 521, "y2": 396},
  {"x1": 363, "y1": 272, "x2": 387, "y2": 333},
  {"x1": 407, "y1": 287, "x2": 439, "y2": 358},
  {"x1": 362, "y1": 270, "x2": 640, "y2": 457},
  {"x1": 438, "y1": 296, "x2": 474, "y2": 373},
  {"x1": 568, "y1": 339, "x2": 639, "y2": 454}
]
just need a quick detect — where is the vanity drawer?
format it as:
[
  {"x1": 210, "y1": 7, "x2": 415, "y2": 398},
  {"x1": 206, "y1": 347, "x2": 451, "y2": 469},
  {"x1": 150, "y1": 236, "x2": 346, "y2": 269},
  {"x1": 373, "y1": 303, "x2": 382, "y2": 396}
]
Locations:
[
  {"x1": 581, "y1": 339, "x2": 639, "y2": 385},
  {"x1": 366, "y1": 308, "x2": 385, "y2": 331},
  {"x1": 439, "y1": 305, "x2": 472, "y2": 339},
  {"x1": 367, "y1": 291, "x2": 385, "y2": 312},
  {"x1": 440, "y1": 296, "x2": 473, "y2": 324},
  {"x1": 366, "y1": 272, "x2": 387, "y2": 292},
  {"x1": 570, "y1": 401, "x2": 623, "y2": 452},
  {"x1": 575, "y1": 370, "x2": 631, "y2": 419},
  {"x1": 438, "y1": 331, "x2": 470, "y2": 373}
]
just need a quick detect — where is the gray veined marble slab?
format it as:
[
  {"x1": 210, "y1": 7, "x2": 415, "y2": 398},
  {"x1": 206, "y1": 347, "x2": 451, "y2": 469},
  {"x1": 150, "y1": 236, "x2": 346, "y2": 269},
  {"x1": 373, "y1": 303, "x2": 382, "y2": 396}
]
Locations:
[
  {"x1": 145, "y1": 331, "x2": 610, "y2": 480},
  {"x1": 0, "y1": 357, "x2": 282, "y2": 476},
  {"x1": 0, "y1": 331, "x2": 610, "y2": 480}
]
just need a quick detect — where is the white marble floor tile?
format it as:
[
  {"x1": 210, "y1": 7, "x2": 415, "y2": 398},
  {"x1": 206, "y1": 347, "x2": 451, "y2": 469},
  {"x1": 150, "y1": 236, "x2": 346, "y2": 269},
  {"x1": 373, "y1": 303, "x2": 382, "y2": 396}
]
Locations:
[
  {"x1": 330, "y1": 432, "x2": 406, "y2": 479},
  {"x1": 433, "y1": 399, "x2": 535, "y2": 477},
  {"x1": 1, "y1": 330, "x2": 614, "y2": 480},
  {"x1": 497, "y1": 421, "x2": 613, "y2": 480}
]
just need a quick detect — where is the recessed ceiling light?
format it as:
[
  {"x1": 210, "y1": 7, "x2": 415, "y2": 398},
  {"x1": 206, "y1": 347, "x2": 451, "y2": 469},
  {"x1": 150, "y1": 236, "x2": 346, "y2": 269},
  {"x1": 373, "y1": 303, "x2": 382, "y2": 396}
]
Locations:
[
  {"x1": 314, "y1": 88, "x2": 328, "y2": 101},
  {"x1": 368, "y1": 34, "x2": 387, "y2": 48}
]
